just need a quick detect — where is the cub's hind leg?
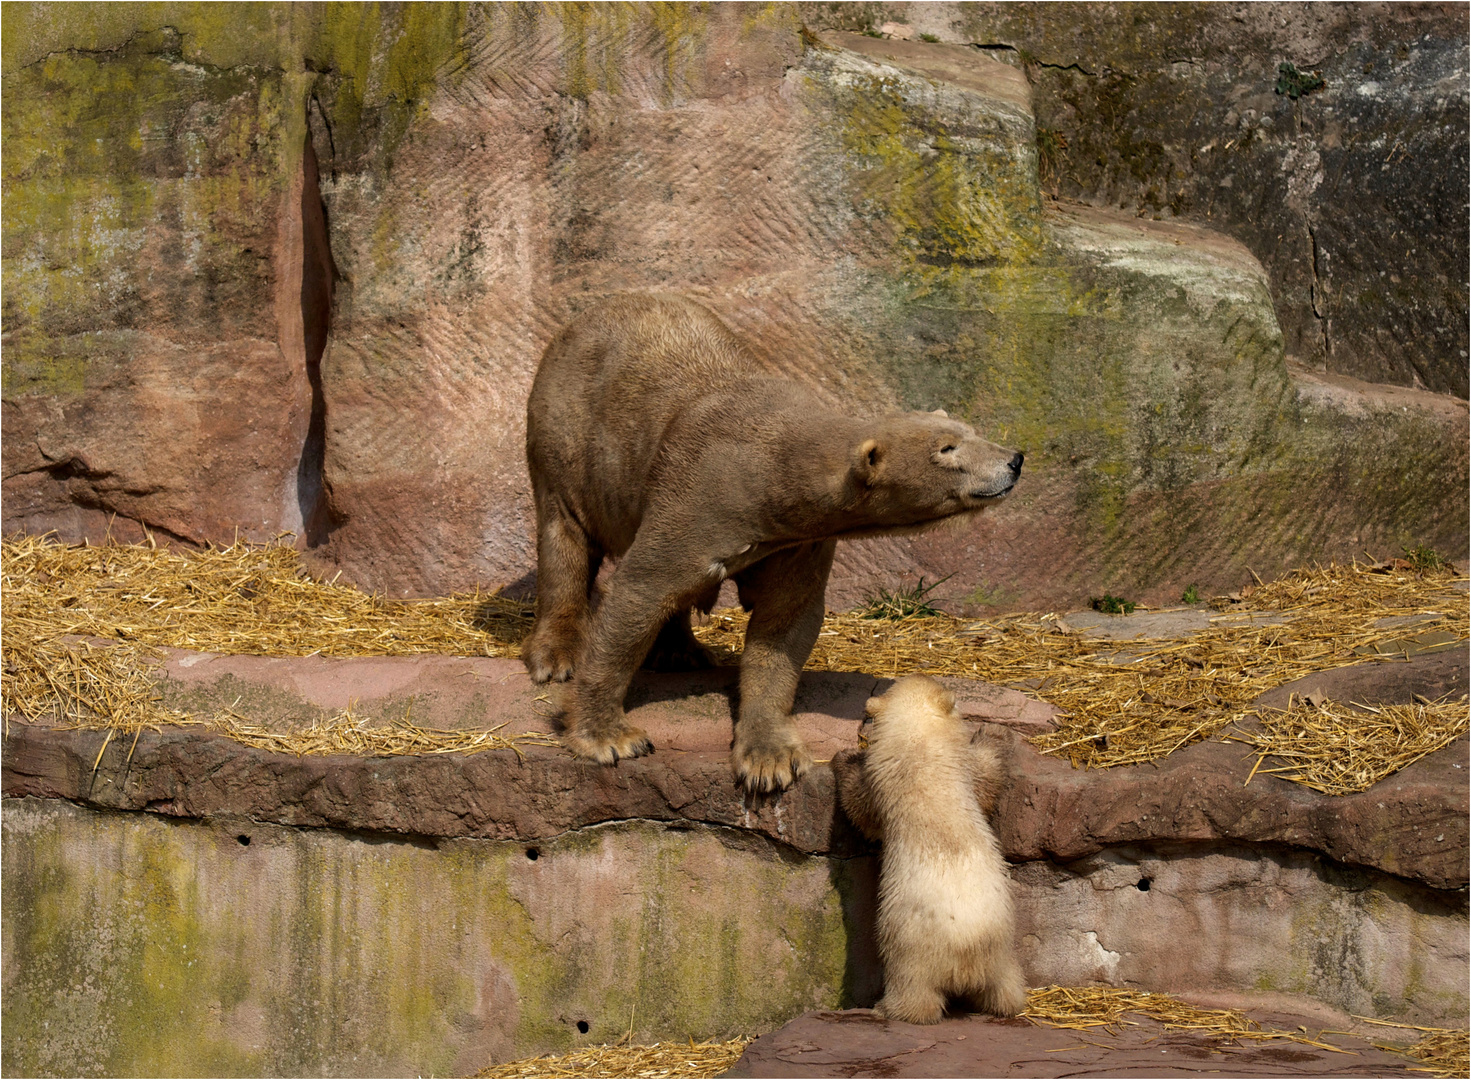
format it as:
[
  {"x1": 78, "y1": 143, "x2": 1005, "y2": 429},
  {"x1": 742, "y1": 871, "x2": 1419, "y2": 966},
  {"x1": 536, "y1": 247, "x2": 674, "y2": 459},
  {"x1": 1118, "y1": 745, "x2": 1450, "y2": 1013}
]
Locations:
[
  {"x1": 956, "y1": 953, "x2": 1027, "y2": 1018},
  {"x1": 523, "y1": 495, "x2": 601, "y2": 684},
  {"x1": 875, "y1": 971, "x2": 946, "y2": 1026}
]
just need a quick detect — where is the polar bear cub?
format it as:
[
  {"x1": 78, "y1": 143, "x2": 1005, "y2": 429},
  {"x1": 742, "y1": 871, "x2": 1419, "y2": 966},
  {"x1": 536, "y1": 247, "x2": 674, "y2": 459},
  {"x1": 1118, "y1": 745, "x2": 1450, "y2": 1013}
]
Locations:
[{"x1": 835, "y1": 674, "x2": 1026, "y2": 1024}]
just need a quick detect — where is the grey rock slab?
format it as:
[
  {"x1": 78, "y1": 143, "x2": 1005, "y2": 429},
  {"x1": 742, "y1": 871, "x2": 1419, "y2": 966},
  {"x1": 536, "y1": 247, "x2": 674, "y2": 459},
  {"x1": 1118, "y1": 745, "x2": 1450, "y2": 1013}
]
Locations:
[
  {"x1": 722, "y1": 1006, "x2": 1425, "y2": 1078},
  {"x1": 1254, "y1": 648, "x2": 1469, "y2": 710}
]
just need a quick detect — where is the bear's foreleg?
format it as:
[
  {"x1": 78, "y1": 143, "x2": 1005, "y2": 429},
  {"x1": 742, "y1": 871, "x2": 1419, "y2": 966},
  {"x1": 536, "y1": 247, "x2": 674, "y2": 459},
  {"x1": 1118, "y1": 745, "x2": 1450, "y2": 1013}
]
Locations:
[
  {"x1": 523, "y1": 494, "x2": 601, "y2": 684},
  {"x1": 731, "y1": 540, "x2": 836, "y2": 793}
]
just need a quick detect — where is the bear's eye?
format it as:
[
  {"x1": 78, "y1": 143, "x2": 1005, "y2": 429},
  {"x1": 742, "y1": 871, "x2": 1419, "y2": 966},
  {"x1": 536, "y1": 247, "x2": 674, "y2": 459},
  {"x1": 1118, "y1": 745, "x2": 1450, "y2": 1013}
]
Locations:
[{"x1": 939, "y1": 444, "x2": 956, "y2": 454}]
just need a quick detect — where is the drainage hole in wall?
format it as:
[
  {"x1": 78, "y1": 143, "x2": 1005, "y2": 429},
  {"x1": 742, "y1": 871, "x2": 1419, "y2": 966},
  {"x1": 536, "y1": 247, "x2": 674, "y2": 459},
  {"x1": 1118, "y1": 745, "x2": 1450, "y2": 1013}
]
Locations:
[
  {"x1": 526, "y1": 846, "x2": 540, "y2": 861},
  {"x1": 237, "y1": 835, "x2": 252, "y2": 846},
  {"x1": 576, "y1": 1020, "x2": 589, "y2": 1034},
  {"x1": 1136, "y1": 877, "x2": 1151, "y2": 891}
]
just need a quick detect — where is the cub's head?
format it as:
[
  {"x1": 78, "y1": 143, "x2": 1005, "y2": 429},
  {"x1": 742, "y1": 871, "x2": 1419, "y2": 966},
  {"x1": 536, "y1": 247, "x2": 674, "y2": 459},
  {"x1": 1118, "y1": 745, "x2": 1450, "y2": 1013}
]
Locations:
[
  {"x1": 861, "y1": 674, "x2": 961, "y2": 745},
  {"x1": 845, "y1": 410, "x2": 1021, "y2": 532}
]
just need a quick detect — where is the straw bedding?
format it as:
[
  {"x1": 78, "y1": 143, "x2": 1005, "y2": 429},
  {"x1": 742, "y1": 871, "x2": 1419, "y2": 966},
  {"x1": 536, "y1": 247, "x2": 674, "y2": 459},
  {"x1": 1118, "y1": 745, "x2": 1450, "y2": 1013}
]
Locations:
[
  {"x1": 2, "y1": 534, "x2": 1466, "y2": 793},
  {"x1": 472, "y1": 1036, "x2": 752, "y2": 1079},
  {"x1": 467, "y1": 986, "x2": 1466, "y2": 1078}
]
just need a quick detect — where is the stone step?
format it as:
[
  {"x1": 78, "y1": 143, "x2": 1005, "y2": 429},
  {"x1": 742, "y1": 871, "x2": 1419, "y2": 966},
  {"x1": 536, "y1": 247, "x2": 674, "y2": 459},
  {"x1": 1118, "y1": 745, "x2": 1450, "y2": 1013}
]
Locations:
[{"x1": 724, "y1": 997, "x2": 1434, "y2": 1078}]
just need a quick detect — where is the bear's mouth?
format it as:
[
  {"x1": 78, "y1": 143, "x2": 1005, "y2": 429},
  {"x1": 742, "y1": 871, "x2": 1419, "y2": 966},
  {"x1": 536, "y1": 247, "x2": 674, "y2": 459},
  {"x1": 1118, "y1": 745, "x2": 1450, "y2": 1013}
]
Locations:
[{"x1": 967, "y1": 480, "x2": 1015, "y2": 501}]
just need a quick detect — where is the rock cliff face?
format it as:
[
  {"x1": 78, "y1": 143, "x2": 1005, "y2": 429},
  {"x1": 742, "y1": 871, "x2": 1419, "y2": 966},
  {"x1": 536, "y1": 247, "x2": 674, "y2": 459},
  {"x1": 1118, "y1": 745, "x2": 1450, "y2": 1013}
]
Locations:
[
  {"x1": 3, "y1": 4, "x2": 1466, "y2": 609},
  {"x1": 802, "y1": 1, "x2": 1471, "y2": 397}
]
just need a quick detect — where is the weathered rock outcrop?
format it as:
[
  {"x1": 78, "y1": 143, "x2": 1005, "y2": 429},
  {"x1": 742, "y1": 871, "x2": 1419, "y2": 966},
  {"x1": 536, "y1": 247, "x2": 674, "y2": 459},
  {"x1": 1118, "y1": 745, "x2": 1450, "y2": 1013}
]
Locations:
[
  {"x1": 803, "y1": 2, "x2": 1471, "y2": 397},
  {"x1": 3, "y1": 4, "x2": 1466, "y2": 610},
  {"x1": 5, "y1": 657, "x2": 1466, "y2": 888},
  {"x1": 4, "y1": 650, "x2": 1467, "y2": 1074}
]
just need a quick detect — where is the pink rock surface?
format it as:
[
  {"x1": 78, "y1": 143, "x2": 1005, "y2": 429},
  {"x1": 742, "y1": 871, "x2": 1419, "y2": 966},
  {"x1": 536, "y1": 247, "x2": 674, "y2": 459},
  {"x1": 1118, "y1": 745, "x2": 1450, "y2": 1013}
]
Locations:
[
  {"x1": 723, "y1": 1004, "x2": 1424, "y2": 1078},
  {"x1": 4, "y1": 650, "x2": 1464, "y2": 889}
]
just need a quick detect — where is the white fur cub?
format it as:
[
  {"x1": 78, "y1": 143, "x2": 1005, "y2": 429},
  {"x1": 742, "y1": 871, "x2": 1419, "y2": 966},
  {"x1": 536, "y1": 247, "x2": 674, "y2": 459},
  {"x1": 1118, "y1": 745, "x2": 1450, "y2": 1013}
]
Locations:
[{"x1": 834, "y1": 674, "x2": 1026, "y2": 1024}]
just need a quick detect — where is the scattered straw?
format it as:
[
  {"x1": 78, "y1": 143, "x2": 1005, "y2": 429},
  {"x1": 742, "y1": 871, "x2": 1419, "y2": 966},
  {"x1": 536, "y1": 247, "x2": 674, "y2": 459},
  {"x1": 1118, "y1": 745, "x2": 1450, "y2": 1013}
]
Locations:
[
  {"x1": 3, "y1": 535, "x2": 1467, "y2": 788},
  {"x1": 472, "y1": 1036, "x2": 751, "y2": 1079},
  {"x1": 1356, "y1": 1015, "x2": 1470, "y2": 1079},
  {"x1": 0, "y1": 534, "x2": 548, "y2": 756},
  {"x1": 1230, "y1": 694, "x2": 1470, "y2": 796},
  {"x1": 0, "y1": 532, "x2": 530, "y2": 660},
  {"x1": 470, "y1": 990, "x2": 1468, "y2": 1077},
  {"x1": 215, "y1": 707, "x2": 560, "y2": 759},
  {"x1": 1023, "y1": 985, "x2": 1351, "y2": 1053},
  {"x1": 696, "y1": 560, "x2": 1467, "y2": 784}
]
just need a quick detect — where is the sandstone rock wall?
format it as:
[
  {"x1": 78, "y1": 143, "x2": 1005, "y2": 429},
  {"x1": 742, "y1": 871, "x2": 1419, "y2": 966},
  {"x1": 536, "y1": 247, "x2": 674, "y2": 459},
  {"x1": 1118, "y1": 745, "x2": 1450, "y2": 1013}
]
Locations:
[{"x1": 3, "y1": 3, "x2": 1466, "y2": 610}]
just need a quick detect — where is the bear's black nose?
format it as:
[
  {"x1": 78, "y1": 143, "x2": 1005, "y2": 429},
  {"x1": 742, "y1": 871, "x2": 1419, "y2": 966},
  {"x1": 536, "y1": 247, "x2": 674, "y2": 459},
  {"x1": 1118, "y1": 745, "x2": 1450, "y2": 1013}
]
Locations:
[{"x1": 1008, "y1": 452, "x2": 1024, "y2": 474}]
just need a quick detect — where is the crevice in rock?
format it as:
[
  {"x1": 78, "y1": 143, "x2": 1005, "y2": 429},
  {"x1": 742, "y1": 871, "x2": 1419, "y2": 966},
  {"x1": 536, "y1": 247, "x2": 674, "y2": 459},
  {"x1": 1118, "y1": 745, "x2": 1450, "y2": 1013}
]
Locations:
[
  {"x1": 296, "y1": 128, "x2": 338, "y2": 547},
  {"x1": 1308, "y1": 223, "x2": 1332, "y2": 359},
  {"x1": 970, "y1": 42, "x2": 1098, "y2": 77}
]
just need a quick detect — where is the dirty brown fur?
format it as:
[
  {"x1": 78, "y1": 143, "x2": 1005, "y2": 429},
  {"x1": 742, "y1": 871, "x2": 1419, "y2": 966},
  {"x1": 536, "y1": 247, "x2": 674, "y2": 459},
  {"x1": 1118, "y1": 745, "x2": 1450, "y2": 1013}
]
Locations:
[
  {"x1": 525, "y1": 294, "x2": 1022, "y2": 792},
  {"x1": 833, "y1": 676, "x2": 1026, "y2": 1023}
]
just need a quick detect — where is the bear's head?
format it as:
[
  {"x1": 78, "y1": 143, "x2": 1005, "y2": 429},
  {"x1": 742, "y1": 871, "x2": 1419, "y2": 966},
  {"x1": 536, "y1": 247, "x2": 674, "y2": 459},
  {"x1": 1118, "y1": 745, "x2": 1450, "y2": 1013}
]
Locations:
[
  {"x1": 861, "y1": 674, "x2": 962, "y2": 746},
  {"x1": 843, "y1": 411, "x2": 1021, "y2": 533}
]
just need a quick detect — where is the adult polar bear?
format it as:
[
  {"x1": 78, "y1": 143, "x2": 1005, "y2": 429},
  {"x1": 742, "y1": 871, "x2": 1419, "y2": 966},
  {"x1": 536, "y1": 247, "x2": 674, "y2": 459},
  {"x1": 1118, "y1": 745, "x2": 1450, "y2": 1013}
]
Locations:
[{"x1": 525, "y1": 294, "x2": 1022, "y2": 793}]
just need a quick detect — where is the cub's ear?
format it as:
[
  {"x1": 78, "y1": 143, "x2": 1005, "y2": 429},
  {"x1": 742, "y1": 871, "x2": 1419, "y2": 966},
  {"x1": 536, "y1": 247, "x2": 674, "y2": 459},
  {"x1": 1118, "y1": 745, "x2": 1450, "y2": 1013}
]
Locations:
[{"x1": 853, "y1": 438, "x2": 884, "y2": 485}]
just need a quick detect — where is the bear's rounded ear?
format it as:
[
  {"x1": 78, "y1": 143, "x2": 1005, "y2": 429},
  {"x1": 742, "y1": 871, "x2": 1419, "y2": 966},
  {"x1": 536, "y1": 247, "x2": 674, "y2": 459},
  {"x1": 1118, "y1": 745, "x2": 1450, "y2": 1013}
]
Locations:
[
  {"x1": 864, "y1": 695, "x2": 882, "y2": 719},
  {"x1": 930, "y1": 408, "x2": 949, "y2": 418},
  {"x1": 853, "y1": 439, "x2": 883, "y2": 484}
]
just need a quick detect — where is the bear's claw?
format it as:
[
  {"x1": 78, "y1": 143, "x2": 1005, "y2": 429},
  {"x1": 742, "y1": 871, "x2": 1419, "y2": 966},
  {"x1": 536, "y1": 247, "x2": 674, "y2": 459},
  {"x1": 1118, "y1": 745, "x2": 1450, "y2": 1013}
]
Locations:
[
  {"x1": 523, "y1": 640, "x2": 576, "y2": 683},
  {"x1": 733, "y1": 738, "x2": 813, "y2": 794},
  {"x1": 562, "y1": 725, "x2": 655, "y2": 765}
]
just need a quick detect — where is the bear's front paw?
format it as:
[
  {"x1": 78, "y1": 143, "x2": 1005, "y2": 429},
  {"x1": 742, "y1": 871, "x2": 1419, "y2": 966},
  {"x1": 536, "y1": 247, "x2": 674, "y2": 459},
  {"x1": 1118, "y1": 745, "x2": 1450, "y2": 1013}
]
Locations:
[
  {"x1": 562, "y1": 723, "x2": 655, "y2": 765},
  {"x1": 732, "y1": 732, "x2": 813, "y2": 794}
]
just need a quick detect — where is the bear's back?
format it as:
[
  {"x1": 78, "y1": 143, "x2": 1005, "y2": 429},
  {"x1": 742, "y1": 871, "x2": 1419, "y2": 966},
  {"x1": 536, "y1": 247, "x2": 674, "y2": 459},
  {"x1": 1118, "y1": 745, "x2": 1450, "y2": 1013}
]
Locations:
[{"x1": 527, "y1": 294, "x2": 758, "y2": 548}]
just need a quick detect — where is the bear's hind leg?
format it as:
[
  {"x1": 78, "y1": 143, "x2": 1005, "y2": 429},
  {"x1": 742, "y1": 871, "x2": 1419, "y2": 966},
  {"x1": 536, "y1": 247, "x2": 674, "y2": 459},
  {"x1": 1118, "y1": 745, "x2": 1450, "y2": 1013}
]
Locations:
[
  {"x1": 524, "y1": 499, "x2": 600, "y2": 684},
  {"x1": 957, "y1": 955, "x2": 1027, "y2": 1018},
  {"x1": 643, "y1": 607, "x2": 717, "y2": 672},
  {"x1": 876, "y1": 980, "x2": 946, "y2": 1026}
]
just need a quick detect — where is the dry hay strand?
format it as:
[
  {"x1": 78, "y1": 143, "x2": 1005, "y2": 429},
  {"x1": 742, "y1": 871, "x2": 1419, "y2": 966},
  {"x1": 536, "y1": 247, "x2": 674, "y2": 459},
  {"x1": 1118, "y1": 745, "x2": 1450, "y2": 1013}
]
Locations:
[
  {"x1": 1356, "y1": 1016, "x2": 1470, "y2": 1079},
  {"x1": 472, "y1": 1036, "x2": 752, "y2": 1079},
  {"x1": 1230, "y1": 694, "x2": 1470, "y2": 796},
  {"x1": 1023, "y1": 985, "x2": 1352, "y2": 1054}
]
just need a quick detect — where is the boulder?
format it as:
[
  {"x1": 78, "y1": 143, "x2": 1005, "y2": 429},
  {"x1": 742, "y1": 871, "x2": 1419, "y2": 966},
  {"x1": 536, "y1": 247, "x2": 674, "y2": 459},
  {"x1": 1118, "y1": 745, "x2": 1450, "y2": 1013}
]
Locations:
[
  {"x1": 801, "y1": 2, "x2": 1471, "y2": 397},
  {"x1": 4, "y1": 649, "x2": 1467, "y2": 1072}
]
